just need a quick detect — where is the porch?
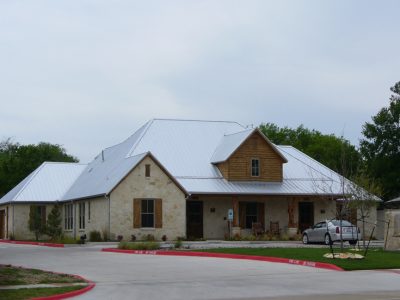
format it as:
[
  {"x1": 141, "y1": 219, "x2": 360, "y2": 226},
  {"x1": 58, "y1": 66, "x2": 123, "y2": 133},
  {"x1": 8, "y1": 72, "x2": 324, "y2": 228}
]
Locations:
[{"x1": 186, "y1": 195, "x2": 336, "y2": 240}]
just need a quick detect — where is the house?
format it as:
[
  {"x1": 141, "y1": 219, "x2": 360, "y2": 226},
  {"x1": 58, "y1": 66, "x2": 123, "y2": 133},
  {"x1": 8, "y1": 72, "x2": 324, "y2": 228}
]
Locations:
[{"x1": 0, "y1": 119, "x2": 378, "y2": 241}]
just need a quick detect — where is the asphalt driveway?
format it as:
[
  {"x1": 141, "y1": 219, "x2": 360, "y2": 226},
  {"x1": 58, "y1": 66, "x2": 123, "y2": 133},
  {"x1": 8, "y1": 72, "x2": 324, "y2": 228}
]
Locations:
[{"x1": 0, "y1": 243, "x2": 399, "y2": 300}]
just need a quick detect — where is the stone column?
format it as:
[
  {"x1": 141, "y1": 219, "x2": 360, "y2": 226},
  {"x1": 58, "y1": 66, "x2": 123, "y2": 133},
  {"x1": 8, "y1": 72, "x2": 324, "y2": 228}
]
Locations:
[{"x1": 232, "y1": 196, "x2": 241, "y2": 236}]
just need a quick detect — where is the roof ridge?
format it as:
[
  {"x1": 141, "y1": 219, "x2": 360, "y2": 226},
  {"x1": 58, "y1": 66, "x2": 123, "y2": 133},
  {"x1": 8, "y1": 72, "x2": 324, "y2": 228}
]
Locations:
[
  {"x1": 42, "y1": 161, "x2": 87, "y2": 166},
  {"x1": 223, "y1": 128, "x2": 254, "y2": 137},
  {"x1": 125, "y1": 120, "x2": 154, "y2": 158},
  {"x1": 153, "y1": 118, "x2": 245, "y2": 127},
  {"x1": 13, "y1": 163, "x2": 46, "y2": 200}
]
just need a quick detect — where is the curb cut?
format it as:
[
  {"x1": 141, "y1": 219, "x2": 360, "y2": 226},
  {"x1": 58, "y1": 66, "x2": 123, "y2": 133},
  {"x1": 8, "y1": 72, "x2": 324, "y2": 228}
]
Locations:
[
  {"x1": 0, "y1": 240, "x2": 65, "y2": 248},
  {"x1": 31, "y1": 274, "x2": 95, "y2": 300},
  {"x1": 102, "y1": 248, "x2": 344, "y2": 271}
]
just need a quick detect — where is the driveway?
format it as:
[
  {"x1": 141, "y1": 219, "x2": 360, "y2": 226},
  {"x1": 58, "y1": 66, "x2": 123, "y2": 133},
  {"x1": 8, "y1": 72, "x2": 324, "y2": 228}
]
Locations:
[{"x1": 0, "y1": 243, "x2": 399, "y2": 300}]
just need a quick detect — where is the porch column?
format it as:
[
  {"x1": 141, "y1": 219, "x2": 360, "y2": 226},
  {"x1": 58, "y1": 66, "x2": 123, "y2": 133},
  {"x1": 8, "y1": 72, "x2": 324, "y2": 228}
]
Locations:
[
  {"x1": 232, "y1": 196, "x2": 239, "y2": 227},
  {"x1": 287, "y1": 197, "x2": 298, "y2": 237}
]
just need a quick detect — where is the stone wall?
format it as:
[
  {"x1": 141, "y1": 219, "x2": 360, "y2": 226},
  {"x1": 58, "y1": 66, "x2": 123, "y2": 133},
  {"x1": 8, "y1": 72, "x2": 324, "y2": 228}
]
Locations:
[
  {"x1": 109, "y1": 156, "x2": 186, "y2": 241},
  {"x1": 384, "y1": 209, "x2": 400, "y2": 250}
]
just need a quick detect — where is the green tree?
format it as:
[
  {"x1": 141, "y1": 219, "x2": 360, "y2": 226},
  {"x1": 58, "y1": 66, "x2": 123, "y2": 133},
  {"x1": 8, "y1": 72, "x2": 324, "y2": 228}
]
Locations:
[
  {"x1": 46, "y1": 205, "x2": 62, "y2": 240},
  {"x1": 29, "y1": 206, "x2": 46, "y2": 241},
  {"x1": 360, "y1": 81, "x2": 400, "y2": 200},
  {"x1": 0, "y1": 140, "x2": 78, "y2": 197},
  {"x1": 259, "y1": 123, "x2": 361, "y2": 176}
]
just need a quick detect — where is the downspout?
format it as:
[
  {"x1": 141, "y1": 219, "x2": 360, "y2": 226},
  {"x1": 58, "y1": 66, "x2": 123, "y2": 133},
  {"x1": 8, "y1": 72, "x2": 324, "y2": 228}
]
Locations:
[
  {"x1": 12, "y1": 203, "x2": 15, "y2": 238},
  {"x1": 73, "y1": 200, "x2": 76, "y2": 240},
  {"x1": 105, "y1": 194, "x2": 111, "y2": 241}
]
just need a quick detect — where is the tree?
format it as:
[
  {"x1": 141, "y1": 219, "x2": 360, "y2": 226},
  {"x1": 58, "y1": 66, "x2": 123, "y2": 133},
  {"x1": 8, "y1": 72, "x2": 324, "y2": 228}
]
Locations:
[
  {"x1": 0, "y1": 140, "x2": 78, "y2": 197},
  {"x1": 46, "y1": 205, "x2": 62, "y2": 240},
  {"x1": 29, "y1": 205, "x2": 46, "y2": 241},
  {"x1": 360, "y1": 81, "x2": 400, "y2": 201},
  {"x1": 347, "y1": 173, "x2": 381, "y2": 248},
  {"x1": 259, "y1": 123, "x2": 361, "y2": 176}
]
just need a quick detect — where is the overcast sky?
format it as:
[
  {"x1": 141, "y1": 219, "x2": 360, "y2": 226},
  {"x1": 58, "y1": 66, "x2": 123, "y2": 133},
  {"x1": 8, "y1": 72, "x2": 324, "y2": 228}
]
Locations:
[{"x1": 1, "y1": 1, "x2": 399, "y2": 163}]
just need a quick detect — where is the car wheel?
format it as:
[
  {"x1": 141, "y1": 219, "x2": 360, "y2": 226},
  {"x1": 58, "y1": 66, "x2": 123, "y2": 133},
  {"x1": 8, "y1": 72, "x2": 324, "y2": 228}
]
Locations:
[
  {"x1": 302, "y1": 234, "x2": 309, "y2": 244},
  {"x1": 349, "y1": 240, "x2": 357, "y2": 246},
  {"x1": 324, "y1": 234, "x2": 333, "y2": 245}
]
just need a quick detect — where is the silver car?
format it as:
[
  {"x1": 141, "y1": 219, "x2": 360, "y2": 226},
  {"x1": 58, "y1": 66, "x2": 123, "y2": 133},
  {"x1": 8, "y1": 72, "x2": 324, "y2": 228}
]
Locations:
[{"x1": 302, "y1": 220, "x2": 359, "y2": 245}]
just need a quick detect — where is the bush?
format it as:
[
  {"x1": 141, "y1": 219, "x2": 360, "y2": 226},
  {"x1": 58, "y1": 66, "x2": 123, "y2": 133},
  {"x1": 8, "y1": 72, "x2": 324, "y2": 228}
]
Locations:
[
  {"x1": 118, "y1": 241, "x2": 160, "y2": 250},
  {"x1": 117, "y1": 235, "x2": 123, "y2": 242},
  {"x1": 102, "y1": 229, "x2": 109, "y2": 241},
  {"x1": 131, "y1": 235, "x2": 136, "y2": 242},
  {"x1": 89, "y1": 230, "x2": 102, "y2": 242},
  {"x1": 162, "y1": 235, "x2": 167, "y2": 241},
  {"x1": 144, "y1": 234, "x2": 155, "y2": 241},
  {"x1": 53, "y1": 236, "x2": 79, "y2": 244},
  {"x1": 174, "y1": 240, "x2": 182, "y2": 249}
]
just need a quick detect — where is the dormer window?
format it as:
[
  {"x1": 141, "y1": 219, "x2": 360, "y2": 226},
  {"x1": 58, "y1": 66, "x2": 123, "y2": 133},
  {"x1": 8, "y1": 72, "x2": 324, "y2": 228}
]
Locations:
[{"x1": 251, "y1": 159, "x2": 260, "y2": 177}]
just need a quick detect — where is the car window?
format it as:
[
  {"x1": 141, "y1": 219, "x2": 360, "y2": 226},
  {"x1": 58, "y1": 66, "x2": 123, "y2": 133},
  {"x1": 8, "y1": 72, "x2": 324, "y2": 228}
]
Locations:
[
  {"x1": 314, "y1": 222, "x2": 326, "y2": 228},
  {"x1": 331, "y1": 220, "x2": 352, "y2": 226}
]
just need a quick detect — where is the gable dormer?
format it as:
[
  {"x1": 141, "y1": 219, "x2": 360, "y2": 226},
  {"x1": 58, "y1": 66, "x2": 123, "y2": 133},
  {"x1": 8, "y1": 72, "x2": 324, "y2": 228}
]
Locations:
[{"x1": 211, "y1": 129, "x2": 287, "y2": 182}]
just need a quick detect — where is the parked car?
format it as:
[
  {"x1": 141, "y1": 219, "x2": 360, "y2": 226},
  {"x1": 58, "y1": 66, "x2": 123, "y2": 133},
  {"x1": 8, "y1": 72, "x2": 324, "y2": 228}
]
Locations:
[{"x1": 302, "y1": 220, "x2": 359, "y2": 245}]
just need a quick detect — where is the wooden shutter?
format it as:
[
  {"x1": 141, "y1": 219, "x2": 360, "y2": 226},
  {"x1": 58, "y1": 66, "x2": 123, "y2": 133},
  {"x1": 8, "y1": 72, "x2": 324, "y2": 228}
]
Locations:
[
  {"x1": 155, "y1": 199, "x2": 162, "y2": 228},
  {"x1": 257, "y1": 202, "x2": 265, "y2": 228},
  {"x1": 239, "y1": 202, "x2": 246, "y2": 229},
  {"x1": 133, "y1": 199, "x2": 141, "y2": 228}
]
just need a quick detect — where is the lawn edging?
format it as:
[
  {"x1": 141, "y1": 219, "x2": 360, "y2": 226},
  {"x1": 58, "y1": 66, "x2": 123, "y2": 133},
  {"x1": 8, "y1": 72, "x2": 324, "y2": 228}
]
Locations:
[
  {"x1": 0, "y1": 240, "x2": 65, "y2": 248},
  {"x1": 31, "y1": 274, "x2": 95, "y2": 300},
  {"x1": 101, "y1": 248, "x2": 344, "y2": 271}
]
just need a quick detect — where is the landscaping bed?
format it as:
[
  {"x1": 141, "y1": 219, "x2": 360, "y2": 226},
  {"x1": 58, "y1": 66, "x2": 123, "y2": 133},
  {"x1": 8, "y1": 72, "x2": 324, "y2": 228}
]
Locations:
[
  {"x1": 0, "y1": 265, "x2": 92, "y2": 300},
  {"x1": 194, "y1": 248, "x2": 400, "y2": 271}
]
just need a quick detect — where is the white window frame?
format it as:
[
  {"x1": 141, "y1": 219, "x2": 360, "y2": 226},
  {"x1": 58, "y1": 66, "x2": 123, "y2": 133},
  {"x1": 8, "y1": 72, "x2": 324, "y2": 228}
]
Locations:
[
  {"x1": 79, "y1": 202, "x2": 85, "y2": 230},
  {"x1": 64, "y1": 204, "x2": 73, "y2": 230}
]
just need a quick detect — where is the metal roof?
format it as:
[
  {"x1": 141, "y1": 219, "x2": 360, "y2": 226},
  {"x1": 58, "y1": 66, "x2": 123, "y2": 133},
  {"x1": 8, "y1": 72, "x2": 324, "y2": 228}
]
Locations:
[
  {"x1": 0, "y1": 162, "x2": 87, "y2": 204},
  {"x1": 0, "y1": 119, "x2": 376, "y2": 203},
  {"x1": 210, "y1": 129, "x2": 254, "y2": 163}
]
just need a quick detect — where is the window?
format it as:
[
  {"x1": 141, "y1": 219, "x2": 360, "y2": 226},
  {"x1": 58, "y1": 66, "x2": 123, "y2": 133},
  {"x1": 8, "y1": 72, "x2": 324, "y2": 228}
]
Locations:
[
  {"x1": 251, "y1": 159, "x2": 260, "y2": 177},
  {"x1": 64, "y1": 204, "x2": 73, "y2": 230},
  {"x1": 141, "y1": 199, "x2": 154, "y2": 228},
  {"x1": 145, "y1": 164, "x2": 151, "y2": 177},
  {"x1": 245, "y1": 202, "x2": 258, "y2": 229},
  {"x1": 79, "y1": 202, "x2": 85, "y2": 230}
]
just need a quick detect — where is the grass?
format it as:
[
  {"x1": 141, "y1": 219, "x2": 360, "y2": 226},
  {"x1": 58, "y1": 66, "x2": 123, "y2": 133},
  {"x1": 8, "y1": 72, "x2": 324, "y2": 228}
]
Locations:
[
  {"x1": 0, "y1": 265, "x2": 85, "y2": 286},
  {"x1": 194, "y1": 248, "x2": 400, "y2": 271},
  {"x1": 118, "y1": 241, "x2": 160, "y2": 250},
  {"x1": 0, "y1": 286, "x2": 83, "y2": 300}
]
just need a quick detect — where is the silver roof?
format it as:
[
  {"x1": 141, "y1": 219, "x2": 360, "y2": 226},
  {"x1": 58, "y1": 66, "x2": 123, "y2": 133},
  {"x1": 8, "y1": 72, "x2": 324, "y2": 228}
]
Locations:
[
  {"x1": 0, "y1": 162, "x2": 87, "y2": 204},
  {"x1": 0, "y1": 119, "x2": 375, "y2": 203}
]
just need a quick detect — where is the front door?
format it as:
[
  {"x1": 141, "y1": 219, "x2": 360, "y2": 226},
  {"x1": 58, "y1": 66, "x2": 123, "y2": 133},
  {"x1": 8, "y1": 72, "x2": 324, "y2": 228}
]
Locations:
[
  {"x1": 0, "y1": 210, "x2": 5, "y2": 239},
  {"x1": 298, "y1": 202, "x2": 314, "y2": 233},
  {"x1": 186, "y1": 201, "x2": 203, "y2": 239}
]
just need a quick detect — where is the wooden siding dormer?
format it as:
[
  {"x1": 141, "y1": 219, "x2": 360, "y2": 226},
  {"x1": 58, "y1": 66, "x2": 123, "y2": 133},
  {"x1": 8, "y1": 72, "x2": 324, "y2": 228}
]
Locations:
[{"x1": 215, "y1": 130, "x2": 286, "y2": 182}]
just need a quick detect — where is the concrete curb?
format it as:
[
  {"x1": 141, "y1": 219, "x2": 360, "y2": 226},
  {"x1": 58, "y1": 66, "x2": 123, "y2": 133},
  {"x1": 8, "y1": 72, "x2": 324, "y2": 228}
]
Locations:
[
  {"x1": 101, "y1": 248, "x2": 344, "y2": 271},
  {"x1": 0, "y1": 240, "x2": 65, "y2": 248},
  {"x1": 31, "y1": 274, "x2": 95, "y2": 300}
]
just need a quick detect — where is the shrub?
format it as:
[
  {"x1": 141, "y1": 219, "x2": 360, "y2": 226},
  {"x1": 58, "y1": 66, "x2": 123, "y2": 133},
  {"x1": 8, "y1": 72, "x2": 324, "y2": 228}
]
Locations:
[
  {"x1": 117, "y1": 235, "x2": 123, "y2": 242},
  {"x1": 118, "y1": 241, "x2": 160, "y2": 250},
  {"x1": 89, "y1": 230, "x2": 102, "y2": 242},
  {"x1": 102, "y1": 229, "x2": 109, "y2": 241},
  {"x1": 46, "y1": 205, "x2": 62, "y2": 240},
  {"x1": 53, "y1": 236, "x2": 79, "y2": 244},
  {"x1": 144, "y1": 234, "x2": 155, "y2": 241},
  {"x1": 131, "y1": 235, "x2": 136, "y2": 242},
  {"x1": 162, "y1": 235, "x2": 167, "y2": 241},
  {"x1": 174, "y1": 240, "x2": 182, "y2": 249}
]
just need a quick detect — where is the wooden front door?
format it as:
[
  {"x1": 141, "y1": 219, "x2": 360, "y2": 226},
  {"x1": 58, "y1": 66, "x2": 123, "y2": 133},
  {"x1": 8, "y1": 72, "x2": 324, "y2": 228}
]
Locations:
[
  {"x1": 186, "y1": 201, "x2": 203, "y2": 239},
  {"x1": 298, "y1": 202, "x2": 314, "y2": 233},
  {"x1": 0, "y1": 210, "x2": 5, "y2": 239}
]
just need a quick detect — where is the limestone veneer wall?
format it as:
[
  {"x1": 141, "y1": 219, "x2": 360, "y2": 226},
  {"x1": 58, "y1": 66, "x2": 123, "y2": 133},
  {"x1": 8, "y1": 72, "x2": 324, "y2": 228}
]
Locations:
[
  {"x1": 200, "y1": 196, "x2": 337, "y2": 239},
  {"x1": 109, "y1": 156, "x2": 186, "y2": 241},
  {"x1": 62, "y1": 197, "x2": 109, "y2": 240},
  {"x1": 6, "y1": 203, "x2": 54, "y2": 240}
]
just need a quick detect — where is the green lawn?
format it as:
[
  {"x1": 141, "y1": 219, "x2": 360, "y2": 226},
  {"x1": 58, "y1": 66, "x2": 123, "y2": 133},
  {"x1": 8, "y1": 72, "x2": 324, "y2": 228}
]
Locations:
[
  {"x1": 195, "y1": 248, "x2": 400, "y2": 271},
  {"x1": 0, "y1": 265, "x2": 84, "y2": 286},
  {"x1": 0, "y1": 286, "x2": 83, "y2": 300}
]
